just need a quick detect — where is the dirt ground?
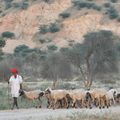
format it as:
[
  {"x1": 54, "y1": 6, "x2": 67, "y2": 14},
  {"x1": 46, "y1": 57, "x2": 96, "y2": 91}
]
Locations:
[{"x1": 0, "y1": 106, "x2": 120, "y2": 120}]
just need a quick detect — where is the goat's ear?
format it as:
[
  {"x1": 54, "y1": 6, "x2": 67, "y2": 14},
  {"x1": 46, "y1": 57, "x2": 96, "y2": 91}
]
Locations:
[
  {"x1": 40, "y1": 92, "x2": 44, "y2": 96},
  {"x1": 47, "y1": 89, "x2": 51, "y2": 94}
]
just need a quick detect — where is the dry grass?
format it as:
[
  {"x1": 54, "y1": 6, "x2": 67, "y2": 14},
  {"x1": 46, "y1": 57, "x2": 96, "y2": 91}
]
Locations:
[{"x1": 48, "y1": 112, "x2": 120, "y2": 120}]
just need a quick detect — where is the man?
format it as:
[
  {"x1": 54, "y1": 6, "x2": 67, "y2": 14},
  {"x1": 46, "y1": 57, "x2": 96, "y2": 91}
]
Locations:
[{"x1": 9, "y1": 68, "x2": 23, "y2": 110}]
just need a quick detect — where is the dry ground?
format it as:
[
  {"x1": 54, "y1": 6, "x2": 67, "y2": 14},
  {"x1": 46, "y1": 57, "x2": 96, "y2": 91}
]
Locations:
[{"x1": 0, "y1": 106, "x2": 120, "y2": 120}]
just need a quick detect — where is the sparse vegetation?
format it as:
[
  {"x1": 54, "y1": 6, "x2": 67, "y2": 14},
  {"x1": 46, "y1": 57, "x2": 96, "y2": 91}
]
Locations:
[{"x1": 62, "y1": 112, "x2": 120, "y2": 120}]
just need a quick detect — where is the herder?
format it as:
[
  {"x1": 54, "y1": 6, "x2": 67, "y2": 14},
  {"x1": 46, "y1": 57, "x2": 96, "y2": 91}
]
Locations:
[{"x1": 9, "y1": 68, "x2": 23, "y2": 110}]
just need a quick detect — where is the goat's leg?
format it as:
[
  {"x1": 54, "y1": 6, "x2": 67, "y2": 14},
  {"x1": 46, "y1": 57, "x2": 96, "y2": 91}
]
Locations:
[
  {"x1": 53, "y1": 100, "x2": 57, "y2": 110},
  {"x1": 38, "y1": 98, "x2": 42, "y2": 108},
  {"x1": 49, "y1": 99, "x2": 54, "y2": 109}
]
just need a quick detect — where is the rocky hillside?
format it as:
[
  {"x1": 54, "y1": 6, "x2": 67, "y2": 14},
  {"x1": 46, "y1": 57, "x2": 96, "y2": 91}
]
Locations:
[{"x1": 0, "y1": 0, "x2": 120, "y2": 53}]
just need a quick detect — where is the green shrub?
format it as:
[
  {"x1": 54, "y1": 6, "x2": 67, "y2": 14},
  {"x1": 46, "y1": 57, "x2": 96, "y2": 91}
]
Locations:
[
  {"x1": 117, "y1": 17, "x2": 120, "y2": 22},
  {"x1": 40, "y1": 23, "x2": 60, "y2": 34},
  {"x1": 12, "y1": 2, "x2": 21, "y2": 8},
  {"x1": 43, "y1": 0, "x2": 50, "y2": 3},
  {"x1": 39, "y1": 39, "x2": 46, "y2": 44},
  {"x1": 12, "y1": 2, "x2": 29, "y2": 9},
  {"x1": 110, "y1": 0, "x2": 118, "y2": 3},
  {"x1": 49, "y1": 23, "x2": 60, "y2": 33},
  {"x1": 103, "y1": 3, "x2": 111, "y2": 8},
  {"x1": 39, "y1": 25, "x2": 49, "y2": 34},
  {"x1": 73, "y1": 1, "x2": 101, "y2": 11},
  {"x1": 21, "y1": 2, "x2": 29, "y2": 10},
  {"x1": 92, "y1": 4, "x2": 101, "y2": 11},
  {"x1": 87, "y1": 0, "x2": 93, "y2": 1},
  {"x1": 2, "y1": 31, "x2": 15, "y2": 39},
  {"x1": 0, "y1": 37, "x2": 6, "y2": 48},
  {"x1": 59, "y1": 12, "x2": 70, "y2": 18},
  {"x1": 69, "y1": 42, "x2": 74, "y2": 47},
  {"x1": 107, "y1": 7, "x2": 119, "y2": 19},
  {"x1": 47, "y1": 45, "x2": 58, "y2": 51},
  {"x1": 14, "y1": 45, "x2": 33, "y2": 56},
  {"x1": 60, "y1": 47, "x2": 69, "y2": 53},
  {"x1": 5, "y1": 3, "x2": 12, "y2": 9},
  {"x1": 4, "y1": 0, "x2": 13, "y2": 2}
]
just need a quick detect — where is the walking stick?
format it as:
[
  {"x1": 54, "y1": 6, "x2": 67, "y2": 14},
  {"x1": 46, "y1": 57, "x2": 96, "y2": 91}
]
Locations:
[
  {"x1": 7, "y1": 81, "x2": 10, "y2": 109},
  {"x1": 3, "y1": 72, "x2": 10, "y2": 109}
]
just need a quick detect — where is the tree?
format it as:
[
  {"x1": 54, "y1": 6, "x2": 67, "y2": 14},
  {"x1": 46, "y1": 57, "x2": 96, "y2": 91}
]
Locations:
[
  {"x1": 61, "y1": 30, "x2": 118, "y2": 89},
  {"x1": 41, "y1": 52, "x2": 72, "y2": 89},
  {"x1": 83, "y1": 30, "x2": 118, "y2": 88},
  {"x1": 0, "y1": 37, "x2": 6, "y2": 60},
  {"x1": 60, "y1": 43, "x2": 87, "y2": 85}
]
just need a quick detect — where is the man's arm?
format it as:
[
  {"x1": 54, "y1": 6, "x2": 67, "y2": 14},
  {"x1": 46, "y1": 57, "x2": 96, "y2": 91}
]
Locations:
[{"x1": 8, "y1": 77, "x2": 11, "y2": 84}]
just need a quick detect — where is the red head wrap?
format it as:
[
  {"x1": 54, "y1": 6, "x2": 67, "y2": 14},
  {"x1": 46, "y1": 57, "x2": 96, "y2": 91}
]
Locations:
[{"x1": 11, "y1": 68, "x2": 18, "y2": 73}]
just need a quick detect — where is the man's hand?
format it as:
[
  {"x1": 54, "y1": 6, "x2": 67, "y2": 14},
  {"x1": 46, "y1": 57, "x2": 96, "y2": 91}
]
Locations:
[{"x1": 20, "y1": 84, "x2": 22, "y2": 89}]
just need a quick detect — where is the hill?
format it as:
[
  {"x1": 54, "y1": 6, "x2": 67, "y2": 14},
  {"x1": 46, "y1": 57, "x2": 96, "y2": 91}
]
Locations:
[{"x1": 0, "y1": 0, "x2": 120, "y2": 53}]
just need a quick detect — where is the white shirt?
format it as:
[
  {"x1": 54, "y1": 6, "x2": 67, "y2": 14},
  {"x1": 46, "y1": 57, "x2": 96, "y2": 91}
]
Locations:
[{"x1": 9, "y1": 75, "x2": 23, "y2": 97}]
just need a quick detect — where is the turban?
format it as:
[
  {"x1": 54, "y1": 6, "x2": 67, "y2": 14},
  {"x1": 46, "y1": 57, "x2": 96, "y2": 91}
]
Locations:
[{"x1": 11, "y1": 68, "x2": 18, "y2": 73}]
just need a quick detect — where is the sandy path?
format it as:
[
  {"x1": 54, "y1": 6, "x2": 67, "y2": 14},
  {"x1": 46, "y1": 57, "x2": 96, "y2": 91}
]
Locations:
[{"x1": 0, "y1": 106, "x2": 120, "y2": 120}]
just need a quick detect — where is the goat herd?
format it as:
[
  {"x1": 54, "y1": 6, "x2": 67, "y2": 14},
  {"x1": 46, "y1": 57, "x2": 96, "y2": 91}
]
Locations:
[{"x1": 19, "y1": 88, "x2": 120, "y2": 109}]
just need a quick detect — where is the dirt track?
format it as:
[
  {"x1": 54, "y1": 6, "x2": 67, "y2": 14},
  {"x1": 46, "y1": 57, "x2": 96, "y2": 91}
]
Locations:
[{"x1": 0, "y1": 106, "x2": 120, "y2": 120}]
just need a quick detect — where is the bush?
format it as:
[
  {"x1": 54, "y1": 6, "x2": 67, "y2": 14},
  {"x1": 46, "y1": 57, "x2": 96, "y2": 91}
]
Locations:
[
  {"x1": 59, "y1": 12, "x2": 70, "y2": 18},
  {"x1": 47, "y1": 45, "x2": 58, "y2": 51},
  {"x1": 117, "y1": 17, "x2": 120, "y2": 22},
  {"x1": 87, "y1": 0, "x2": 93, "y2": 1},
  {"x1": 43, "y1": 0, "x2": 50, "y2": 3},
  {"x1": 14, "y1": 45, "x2": 33, "y2": 56},
  {"x1": 111, "y1": 0, "x2": 118, "y2": 3},
  {"x1": 21, "y1": 2, "x2": 29, "y2": 10},
  {"x1": 0, "y1": 37, "x2": 6, "y2": 48},
  {"x1": 73, "y1": 1, "x2": 101, "y2": 11},
  {"x1": 40, "y1": 23, "x2": 60, "y2": 34},
  {"x1": 12, "y1": 2, "x2": 29, "y2": 10},
  {"x1": 92, "y1": 4, "x2": 101, "y2": 11},
  {"x1": 107, "y1": 7, "x2": 119, "y2": 19},
  {"x1": 39, "y1": 25, "x2": 49, "y2": 34},
  {"x1": 12, "y1": 2, "x2": 21, "y2": 8},
  {"x1": 49, "y1": 23, "x2": 60, "y2": 33},
  {"x1": 39, "y1": 39, "x2": 46, "y2": 44},
  {"x1": 5, "y1": 3, "x2": 12, "y2": 9},
  {"x1": 103, "y1": 3, "x2": 111, "y2": 8},
  {"x1": 4, "y1": 0, "x2": 13, "y2": 2},
  {"x1": 2, "y1": 31, "x2": 15, "y2": 39}
]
